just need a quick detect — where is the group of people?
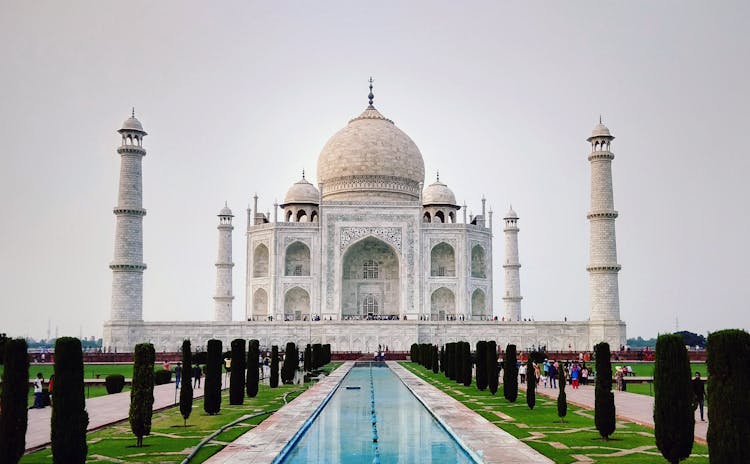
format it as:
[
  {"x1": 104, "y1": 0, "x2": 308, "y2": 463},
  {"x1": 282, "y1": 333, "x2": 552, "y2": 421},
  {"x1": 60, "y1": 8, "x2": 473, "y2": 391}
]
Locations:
[{"x1": 518, "y1": 360, "x2": 590, "y2": 389}]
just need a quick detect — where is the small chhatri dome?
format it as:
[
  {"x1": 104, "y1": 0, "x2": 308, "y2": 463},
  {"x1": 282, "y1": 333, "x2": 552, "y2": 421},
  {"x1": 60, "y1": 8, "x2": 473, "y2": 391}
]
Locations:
[
  {"x1": 282, "y1": 172, "x2": 320, "y2": 206},
  {"x1": 317, "y1": 79, "x2": 425, "y2": 202},
  {"x1": 588, "y1": 116, "x2": 614, "y2": 141},
  {"x1": 119, "y1": 108, "x2": 147, "y2": 134},
  {"x1": 422, "y1": 173, "x2": 457, "y2": 206},
  {"x1": 504, "y1": 204, "x2": 518, "y2": 219},
  {"x1": 219, "y1": 202, "x2": 233, "y2": 217}
]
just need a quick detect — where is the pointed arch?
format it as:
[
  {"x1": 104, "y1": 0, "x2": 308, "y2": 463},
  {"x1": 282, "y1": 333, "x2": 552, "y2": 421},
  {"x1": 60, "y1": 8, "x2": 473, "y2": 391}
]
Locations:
[
  {"x1": 296, "y1": 209, "x2": 308, "y2": 222},
  {"x1": 471, "y1": 244, "x2": 486, "y2": 278},
  {"x1": 431, "y1": 287, "x2": 456, "y2": 321},
  {"x1": 435, "y1": 210, "x2": 445, "y2": 223},
  {"x1": 471, "y1": 288, "x2": 487, "y2": 318},
  {"x1": 253, "y1": 288, "x2": 268, "y2": 316},
  {"x1": 253, "y1": 244, "x2": 269, "y2": 277},
  {"x1": 284, "y1": 287, "x2": 310, "y2": 321},
  {"x1": 423, "y1": 211, "x2": 431, "y2": 223},
  {"x1": 431, "y1": 242, "x2": 455, "y2": 277},
  {"x1": 341, "y1": 236, "x2": 400, "y2": 319},
  {"x1": 285, "y1": 241, "x2": 311, "y2": 276}
]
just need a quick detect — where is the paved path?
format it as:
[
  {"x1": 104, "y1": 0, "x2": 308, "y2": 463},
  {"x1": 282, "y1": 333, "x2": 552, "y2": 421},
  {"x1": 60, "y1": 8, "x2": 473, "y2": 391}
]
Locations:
[
  {"x1": 523, "y1": 382, "x2": 708, "y2": 443},
  {"x1": 25, "y1": 378, "x2": 227, "y2": 452}
]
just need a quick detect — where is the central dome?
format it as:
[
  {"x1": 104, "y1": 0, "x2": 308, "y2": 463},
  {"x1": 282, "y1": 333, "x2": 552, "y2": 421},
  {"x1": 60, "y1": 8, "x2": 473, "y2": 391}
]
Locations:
[{"x1": 317, "y1": 105, "x2": 425, "y2": 202}]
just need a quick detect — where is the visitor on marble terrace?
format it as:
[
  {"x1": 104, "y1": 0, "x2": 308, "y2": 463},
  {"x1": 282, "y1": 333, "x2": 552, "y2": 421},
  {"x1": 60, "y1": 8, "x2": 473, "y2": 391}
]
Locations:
[{"x1": 246, "y1": 314, "x2": 525, "y2": 322}]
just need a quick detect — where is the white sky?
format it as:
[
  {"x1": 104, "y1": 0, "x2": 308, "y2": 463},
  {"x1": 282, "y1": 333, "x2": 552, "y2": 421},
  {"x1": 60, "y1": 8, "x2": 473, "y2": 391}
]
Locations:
[{"x1": 1, "y1": 1, "x2": 748, "y2": 341}]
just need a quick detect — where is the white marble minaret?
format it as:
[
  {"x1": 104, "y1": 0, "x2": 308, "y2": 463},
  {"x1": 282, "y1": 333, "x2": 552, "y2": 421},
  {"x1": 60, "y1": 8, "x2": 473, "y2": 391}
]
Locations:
[
  {"x1": 587, "y1": 119, "x2": 621, "y2": 321},
  {"x1": 110, "y1": 110, "x2": 147, "y2": 321},
  {"x1": 213, "y1": 203, "x2": 234, "y2": 321},
  {"x1": 502, "y1": 206, "x2": 522, "y2": 321}
]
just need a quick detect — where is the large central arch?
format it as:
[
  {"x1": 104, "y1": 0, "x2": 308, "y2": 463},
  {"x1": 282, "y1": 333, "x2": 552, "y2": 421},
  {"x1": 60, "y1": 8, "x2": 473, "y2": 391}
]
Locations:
[{"x1": 341, "y1": 236, "x2": 400, "y2": 319}]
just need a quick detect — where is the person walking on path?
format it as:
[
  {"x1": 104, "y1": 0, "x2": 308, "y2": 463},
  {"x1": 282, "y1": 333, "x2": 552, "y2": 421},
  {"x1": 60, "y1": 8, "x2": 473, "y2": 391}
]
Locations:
[
  {"x1": 193, "y1": 364, "x2": 202, "y2": 388},
  {"x1": 548, "y1": 363, "x2": 557, "y2": 389},
  {"x1": 692, "y1": 371, "x2": 706, "y2": 421},
  {"x1": 174, "y1": 362, "x2": 182, "y2": 388},
  {"x1": 32, "y1": 373, "x2": 44, "y2": 408},
  {"x1": 570, "y1": 364, "x2": 580, "y2": 389}
]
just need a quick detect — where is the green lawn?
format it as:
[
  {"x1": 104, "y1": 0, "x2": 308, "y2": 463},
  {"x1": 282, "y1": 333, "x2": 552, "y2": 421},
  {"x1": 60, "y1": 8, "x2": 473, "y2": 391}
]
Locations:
[
  {"x1": 27, "y1": 385, "x2": 130, "y2": 408},
  {"x1": 3, "y1": 363, "x2": 156, "y2": 380},
  {"x1": 401, "y1": 362, "x2": 708, "y2": 464},
  {"x1": 610, "y1": 362, "x2": 707, "y2": 378},
  {"x1": 21, "y1": 363, "x2": 342, "y2": 463}
]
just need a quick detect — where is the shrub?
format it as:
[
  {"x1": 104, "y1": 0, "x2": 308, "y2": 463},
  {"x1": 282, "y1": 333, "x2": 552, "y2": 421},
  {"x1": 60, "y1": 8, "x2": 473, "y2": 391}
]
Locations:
[
  {"x1": 52, "y1": 337, "x2": 89, "y2": 462},
  {"x1": 706, "y1": 329, "x2": 750, "y2": 462},
  {"x1": 462, "y1": 342, "x2": 472, "y2": 387},
  {"x1": 487, "y1": 341, "x2": 498, "y2": 395},
  {"x1": 0, "y1": 338, "x2": 29, "y2": 464},
  {"x1": 105, "y1": 374, "x2": 125, "y2": 394},
  {"x1": 281, "y1": 342, "x2": 297, "y2": 384},
  {"x1": 154, "y1": 369, "x2": 172, "y2": 385},
  {"x1": 654, "y1": 334, "x2": 694, "y2": 464},
  {"x1": 230, "y1": 339, "x2": 246, "y2": 405},
  {"x1": 432, "y1": 345, "x2": 439, "y2": 374},
  {"x1": 179, "y1": 340, "x2": 193, "y2": 426},
  {"x1": 246, "y1": 340, "x2": 259, "y2": 398},
  {"x1": 476, "y1": 341, "x2": 488, "y2": 391},
  {"x1": 503, "y1": 344, "x2": 518, "y2": 402},
  {"x1": 526, "y1": 357, "x2": 536, "y2": 410},
  {"x1": 557, "y1": 365, "x2": 567, "y2": 422},
  {"x1": 594, "y1": 342, "x2": 615, "y2": 440},
  {"x1": 129, "y1": 343, "x2": 155, "y2": 448},
  {"x1": 410, "y1": 343, "x2": 419, "y2": 363},
  {"x1": 203, "y1": 339, "x2": 222, "y2": 415},
  {"x1": 270, "y1": 346, "x2": 280, "y2": 388}
]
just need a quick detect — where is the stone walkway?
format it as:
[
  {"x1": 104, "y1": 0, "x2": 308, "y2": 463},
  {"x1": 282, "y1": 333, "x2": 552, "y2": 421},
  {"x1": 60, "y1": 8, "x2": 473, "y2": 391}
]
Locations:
[
  {"x1": 25, "y1": 377, "x2": 227, "y2": 452},
  {"x1": 523, "y1": 382, "x2": 708, "y2": 443}
]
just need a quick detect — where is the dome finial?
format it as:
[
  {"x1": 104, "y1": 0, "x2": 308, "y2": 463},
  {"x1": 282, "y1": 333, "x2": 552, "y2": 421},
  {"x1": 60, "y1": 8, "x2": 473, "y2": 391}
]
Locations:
[
  {"x1": 302, "y1": 168, "x2": 306, "y2": 180},
  {"x1": 368, "y1": 76, "x2": 374, "y2": 107},
  {"x1": 436, "y1": 170, "x2": 440, "y2": 182},
  {"x1": 599, "y1": 114, "x2": 602, "y2": 124},
  {"x1": 132, "y1": 107, "x2": 135, "y2": 118}
]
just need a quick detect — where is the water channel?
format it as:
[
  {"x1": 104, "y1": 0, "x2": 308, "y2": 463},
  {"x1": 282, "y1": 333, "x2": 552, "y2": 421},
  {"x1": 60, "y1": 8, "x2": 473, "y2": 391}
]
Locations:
[{"x1": 276, "y1": 363, "x2": 477, "y2": 463}]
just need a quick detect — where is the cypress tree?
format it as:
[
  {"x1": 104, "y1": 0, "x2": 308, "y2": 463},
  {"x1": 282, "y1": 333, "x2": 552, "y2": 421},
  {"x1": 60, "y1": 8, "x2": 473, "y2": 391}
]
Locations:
[
  {"x1": 439, "y1": 345, "x2": 445, "y2": 373},
  {"x1": 654, "y1": 334, "x2": 694, "y2": 464},
  {"x1": 454, "y1": 342, "x2": 463, "y2": 384},
  {"x1": 179, "y1": 340, "x2": 193, "y2": 426},
  {"x1": 707, "y1": 329, "x2": 750, "y2": 462},
  {"x1": 476, "y1": 341, "x2": 488, "y2": 391},
  {"x1": 203, "y1": 339, "x2": 222, "y2": 415},
  {"x1": 503, "y1": 344, "x2": 518, "y2": 402},
  {"x1": 526, "y1": 357, "x2": 536, "y2": 410},
  {"x1": 410, "y1": 343, "x2": 419, "y2": 363},
  {"x1": 557, "y1": 364, "x2": 567, "y2": 422},
  {"x1": 281, "y1": 342, "x2": 296, "y2": 384},
  {"x1": 270, "y1": 345, "x2": 280, "y2": 388},
  {"x1": 487, "y1": 340, "x2": 498, "y2": 395},
  {"x1": 303, "y1": 344, "x2": 312, "y2": 372},
  {"x1": 462, "y1": 342, "x2": 472, "y2": 387},
  {"x1": 129, "y1": 343, "x2": 155, "y2": 448},
  {"x1": 246, "y1": 340, "x2": 260, "y2": 398},
  {"x1": 0, "y1": 338, "x2": 29, "y2": 464},
  {"x1": 445, "y1": 343, "x2": 453, "y2": 379},
  {"x1": 594, "y1": 342, "x2": 616, "y2": 440},
  {"x1": 312, "y1": 343, "x2": 322, "y2": 370},
  {"x1": 432, "y1": 345, "x2": 439, "y2": 373},
  {"x1": 323, "y1": 344, "x2": 331, "y2": 364},
  {"x1": 51, "y1": 337, "x2": 89, "y2": 462},
  {"x1": 229, "y1": 339, "x2": 246, "y2": 405}
]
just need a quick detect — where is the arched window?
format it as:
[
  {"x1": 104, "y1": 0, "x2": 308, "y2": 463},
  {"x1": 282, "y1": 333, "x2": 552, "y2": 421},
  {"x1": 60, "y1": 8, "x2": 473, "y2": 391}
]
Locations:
[
  {"x1": 363, "y1": 294, "x2": 378, "y2": 315},
  {"x1": 435, "y1": 210, "x2": 445, "y2": 223},
  {"x1": 286, "y1": 210, "x2": 293, "y2": 222},
  {"x1": 253, "y1": 288, "x2": 268, "y2": 316},
  {"x1": 284, "y1": 287, "x2": 310, "y2": 321},
  {"x1": 296, "y1": 209, "x2": 308, "y2": 222},
  {"x1": 253, "y1": 244, "x2": 269, "y2": 277},
  {"x1": 431, "y1": 242, "x2": 455, "y2": 277},
  {"x1": 285, "y1": 241, "x2": 311, "y2": 276},
  {"x1": 471, "y1": 288, "x2": 487, "y2": 319},
  {"x1": 363, "y1": 259, "x2": 379, "y2": 279},
  {"x1": 310, "y1": 210, "x2": 318, "y2": 222},
  {"x1": 448, "y1": 211, "x2": 455, "y2": 223},
  {"x1": 423, "y1": 211, "x2": 431, "y2": 223}
]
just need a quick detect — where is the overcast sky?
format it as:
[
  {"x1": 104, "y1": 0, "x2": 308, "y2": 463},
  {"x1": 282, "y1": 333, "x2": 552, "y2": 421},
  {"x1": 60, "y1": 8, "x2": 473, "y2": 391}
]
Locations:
[{"x1": 1, "y1": 1, "x2": 748, "y2": 341}]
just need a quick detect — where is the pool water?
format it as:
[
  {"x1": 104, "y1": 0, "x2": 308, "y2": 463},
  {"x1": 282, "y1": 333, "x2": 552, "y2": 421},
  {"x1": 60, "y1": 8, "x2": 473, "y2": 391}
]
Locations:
[{"x1": 277, "y1": 364, "x2": 476, "y2": 463}]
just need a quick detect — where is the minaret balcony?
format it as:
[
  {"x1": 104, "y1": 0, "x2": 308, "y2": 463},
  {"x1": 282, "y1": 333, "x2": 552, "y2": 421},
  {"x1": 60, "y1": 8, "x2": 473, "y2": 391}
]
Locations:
[
  {"x1": 109, "y1": 262, "x2": 147, "y2": 271},
  {"x1": 587, "y1": 211, "x2": 618, "y2": 220},
  {"x1": 117, "y1": 146, "x2": 146, "y2": 155},
  {"x1": 586, "y1": 264, "x2": 621, "y2": 272},
  {"x1": 113, "y1": 207, "x2": 146, "y2": 216},
  {"x1": 588, "y1": 152, "x2": 614, "y2": 161}
]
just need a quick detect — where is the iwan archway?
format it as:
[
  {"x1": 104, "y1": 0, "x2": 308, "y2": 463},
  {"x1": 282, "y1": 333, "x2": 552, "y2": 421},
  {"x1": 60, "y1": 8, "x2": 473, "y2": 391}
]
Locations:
[{"x1": 341, "y1": 236, "x2": 400, "y2": 320}]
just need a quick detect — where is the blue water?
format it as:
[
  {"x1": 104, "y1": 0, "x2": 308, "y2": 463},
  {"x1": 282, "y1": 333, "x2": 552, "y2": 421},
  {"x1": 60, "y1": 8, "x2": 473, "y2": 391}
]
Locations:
[{"x1": 278, "y1": 364, "x2": 476, "y2": 463}]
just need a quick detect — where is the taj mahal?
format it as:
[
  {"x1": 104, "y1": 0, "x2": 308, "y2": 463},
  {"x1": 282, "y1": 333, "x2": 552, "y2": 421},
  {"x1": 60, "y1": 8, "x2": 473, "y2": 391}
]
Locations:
[{"x1": 103, "y1": 83, "x2": 626, "y2": 353}]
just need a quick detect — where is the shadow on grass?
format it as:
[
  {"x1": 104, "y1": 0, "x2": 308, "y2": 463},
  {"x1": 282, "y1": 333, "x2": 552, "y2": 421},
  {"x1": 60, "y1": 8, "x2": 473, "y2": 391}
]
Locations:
[{"x1": 170, "y1": 424, "x2": 196, "y2": 428}]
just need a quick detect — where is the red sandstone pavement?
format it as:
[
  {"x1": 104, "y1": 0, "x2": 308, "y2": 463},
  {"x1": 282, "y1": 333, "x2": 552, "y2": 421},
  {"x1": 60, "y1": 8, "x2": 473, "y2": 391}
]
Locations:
[
  {"x1": 523, "y1": 382, "x2": 708, "y2": 443},
  {"x1": 25, "y1": 377, "x2": 228, "y2": 452}
]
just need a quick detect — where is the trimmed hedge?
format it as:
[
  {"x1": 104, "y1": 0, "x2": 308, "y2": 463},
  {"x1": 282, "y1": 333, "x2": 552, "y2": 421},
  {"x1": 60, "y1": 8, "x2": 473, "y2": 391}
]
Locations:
[
  {"x1": 281, "y1": 342, "x2": 297, "y2": 385},
  {"x1": 52, "y1": 337, "x2": 89, "y2": 462},
  {"x1": 487, "y1": 340, "x2": 498, "y2": 395},
  {"x1": 154, "y1": 369, "x2": 172, "y2": 385},
  {"x1": 105, "y1": 374, "x2": 125, "y2": 394},
  {"x1": 594, "y1": 342, "x2": 615, "y2": 440},
  {"x1": 0, "y1": 338, "x2": 29, "y2": 464},
  {"x1": 503, "y1": 344, "x2": 518, "y2": 402},
  {"x1": 179, "y1": 340, "x2": 193, "y2": 426},
  {"x1": 476, "y1": 341, "x2": 488, "y2": 391},
  {"x1": 229, "y1": 339, "x2": 246, "y2": 405},
  {"x1": 246, "y1": 340, "x2": 259, "y2": 398},
  {"x1": 129, "y1": 343, "x2": 155, "y2": 448},
  {"x1": 270, "y1": 345, "x2": 279, "y2": 388},
  {"x1": 203, "y1": 339, "x2": 222, "y2": 415}
]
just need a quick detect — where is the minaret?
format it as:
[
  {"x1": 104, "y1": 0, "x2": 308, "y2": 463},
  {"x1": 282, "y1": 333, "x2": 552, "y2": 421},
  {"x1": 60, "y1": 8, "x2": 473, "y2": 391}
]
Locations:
[
  {"x1": 213, "y1": 203, "x2": 234, "y2": 321},
  {"x1": 110, "y1": 110, "x2": 147, "y2": 321},
  {"x1": 502, "y1": 206, "x2": 522, "y2": 321},
  {"x1": 587, "y1": 119, "x2": 621, "y2": 321}
]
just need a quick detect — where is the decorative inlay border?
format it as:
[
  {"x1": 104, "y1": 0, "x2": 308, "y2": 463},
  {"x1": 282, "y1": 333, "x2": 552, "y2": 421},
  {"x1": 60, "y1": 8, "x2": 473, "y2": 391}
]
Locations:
[{"x1": 340, "y1": 227, "x2": 402, "y2": 252}]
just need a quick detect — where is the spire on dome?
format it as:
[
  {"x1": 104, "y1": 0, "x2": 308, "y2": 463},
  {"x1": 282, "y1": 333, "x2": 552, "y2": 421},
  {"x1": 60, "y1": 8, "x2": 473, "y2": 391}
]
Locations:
[
  {"x1": 302, "y1": 169, "x2": 306, "y2": 180},
  {"x1": 436, "y1": 170, "x2": 440, "y2": 182},
  {"x1": 368, "y1": 77, "x2": 374, "y2": 107}
]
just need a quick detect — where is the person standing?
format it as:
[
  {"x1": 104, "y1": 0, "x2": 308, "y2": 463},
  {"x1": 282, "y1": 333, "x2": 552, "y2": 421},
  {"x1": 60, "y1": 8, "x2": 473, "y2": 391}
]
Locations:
[
  {"x1": 33, "y1": 373, "x2": 44, "y2": 408},
  {"x1": 549, "y1": 362, "x2": 557, "y2": 389},
  {"x1": 692, "y1": 371, "x2": 706, "y2": 421},
  {"x1": 174, "y1": 362, "x2": 182, "y2": 388},
  {"x1": 581, "y1": 366, "x2": 589, "y2": 386},
  {"x1": 571, "y1": 364, "x2": 580, "y2": 389},
  {"x1": 519, "y1": 363, "x2": 526, "y2": 384},
  {"x1": 193, "y1": 364, "x2": 202, "y2": 388}
]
